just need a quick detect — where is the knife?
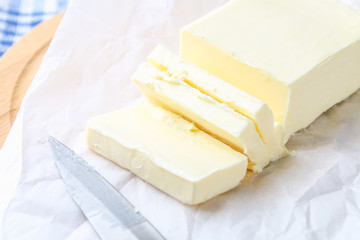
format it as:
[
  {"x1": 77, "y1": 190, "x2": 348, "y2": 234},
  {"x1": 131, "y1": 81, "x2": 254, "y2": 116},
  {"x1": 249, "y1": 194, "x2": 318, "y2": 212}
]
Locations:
[{"x1": 48, "y1": 136, "x2": 164, "y2": 240}]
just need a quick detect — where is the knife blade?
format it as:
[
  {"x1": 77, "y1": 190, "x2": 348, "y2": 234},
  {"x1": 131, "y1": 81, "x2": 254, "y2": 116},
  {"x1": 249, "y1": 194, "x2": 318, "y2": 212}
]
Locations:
[{"x1": 48, "y1": 136, "x2": 164, "y2": 240}]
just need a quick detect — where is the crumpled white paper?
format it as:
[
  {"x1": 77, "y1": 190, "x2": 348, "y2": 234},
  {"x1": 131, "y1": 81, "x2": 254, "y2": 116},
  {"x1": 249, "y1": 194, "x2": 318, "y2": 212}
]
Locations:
[{"x1": 1, "y1": 0, "x2": 360, "y2": 239}]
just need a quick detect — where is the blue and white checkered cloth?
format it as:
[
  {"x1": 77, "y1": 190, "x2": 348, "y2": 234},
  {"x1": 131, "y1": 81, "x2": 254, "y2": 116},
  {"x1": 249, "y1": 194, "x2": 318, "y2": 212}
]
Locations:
[{"x1": 0, "y1": 0, "x2": 68, "y2": 57}]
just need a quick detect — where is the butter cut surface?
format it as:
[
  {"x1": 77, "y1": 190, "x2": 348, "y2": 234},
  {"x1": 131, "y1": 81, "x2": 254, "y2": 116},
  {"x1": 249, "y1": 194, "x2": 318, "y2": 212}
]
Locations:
[
  {"x1": 132, "y1": 62, "x2": 271, "y2": 172},
  {"x1": 148, "y1": 45, "x2": 274, "y2": 144},
  {"x1": 181, "y1": 0, "x2": 360, "y2": 139},
  {"x1": 87, "y1": 101, "x2": 248, "y2": 205}
]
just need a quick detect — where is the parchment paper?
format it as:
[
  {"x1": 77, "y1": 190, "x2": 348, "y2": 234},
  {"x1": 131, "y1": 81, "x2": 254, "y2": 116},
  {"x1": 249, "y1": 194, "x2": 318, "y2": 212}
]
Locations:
[{"x1": 1, "y1": 0, "x2": 360, "y2": 239}]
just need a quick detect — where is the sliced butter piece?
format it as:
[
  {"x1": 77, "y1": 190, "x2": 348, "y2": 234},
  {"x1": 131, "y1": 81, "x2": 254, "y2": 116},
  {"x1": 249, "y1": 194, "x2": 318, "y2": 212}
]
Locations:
[
  {"x1": 181, "y1": 0, "x2": 360, "y2": 139},
  {"x1": 87, "y1": 102, "x2": 247, "y2": 205},
  {"x1": 267, "y1": 122, "x2": 289, "y2": 161},
  {"x1": 132, "y1": 62, "x2": 270, "y2": 172},
  {"x1": 148, "y1": 45, "x2": 274, "y2": 144}
]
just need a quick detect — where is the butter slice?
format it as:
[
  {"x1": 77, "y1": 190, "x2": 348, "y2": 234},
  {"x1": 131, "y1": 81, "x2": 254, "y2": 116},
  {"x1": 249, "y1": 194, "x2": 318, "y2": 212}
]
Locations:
[
  {"x1": 148, "y1": 45, "x2": 274, "y2": 144},
  {"x1": 132, "y1": 62, "x2": 270, "y2": 172},
  {"x1": 87, "y1": 102, "x2": 247, "y2": 205},
  {"x1": 181, "y1": 0, "x2": 360, "y2": 139}
]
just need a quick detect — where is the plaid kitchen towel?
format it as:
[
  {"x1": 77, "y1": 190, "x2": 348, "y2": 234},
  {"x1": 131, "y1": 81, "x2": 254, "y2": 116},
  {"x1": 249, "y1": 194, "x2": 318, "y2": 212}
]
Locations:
[{"x1": 0, "y1": 0, "x2": 68, "y2": 57}]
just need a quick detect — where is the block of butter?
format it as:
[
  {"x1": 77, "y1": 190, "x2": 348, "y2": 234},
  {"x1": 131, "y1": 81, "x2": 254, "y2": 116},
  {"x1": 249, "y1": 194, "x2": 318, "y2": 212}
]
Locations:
[
  {"x1": 132, "y1": 62, "x2": 271, "y2": 172},
  {"x1": 181, "y1": 0, "x2": 360, "y2": 139},
  {"x1": 86, "y1": 101, "x2": 248, "y2": 205}
]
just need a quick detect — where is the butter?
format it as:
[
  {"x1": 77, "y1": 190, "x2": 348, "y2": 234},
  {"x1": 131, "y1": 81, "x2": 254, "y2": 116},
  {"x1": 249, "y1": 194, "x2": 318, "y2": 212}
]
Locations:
[
  {"x1": 87, "y1": 101, "x2": 248, "y2": 205},
  {"x1": 267, "y1": 122, "x2": 289, "y2": 161},
  {"x1": 132, "y1": 62, "x2": 271, "y2": 172},
  {"x1": 181, "y1": 0, "x2": 360, "y2": 139},
  {"x1": 148, "y1": 45, "x2": 274, "y2": 144}
]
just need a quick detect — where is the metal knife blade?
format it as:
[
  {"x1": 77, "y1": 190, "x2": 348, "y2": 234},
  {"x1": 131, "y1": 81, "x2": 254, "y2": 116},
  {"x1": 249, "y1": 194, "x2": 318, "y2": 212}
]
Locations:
[{"x1": 48, "y1": 136, "x2": 164, "y2": 240}]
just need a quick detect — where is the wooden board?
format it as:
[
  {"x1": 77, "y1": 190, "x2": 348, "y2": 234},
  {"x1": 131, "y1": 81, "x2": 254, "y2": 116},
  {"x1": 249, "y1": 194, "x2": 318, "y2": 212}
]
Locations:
[{"x1": 0, "y1": 12, "x2": 64, "y2": 148}]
